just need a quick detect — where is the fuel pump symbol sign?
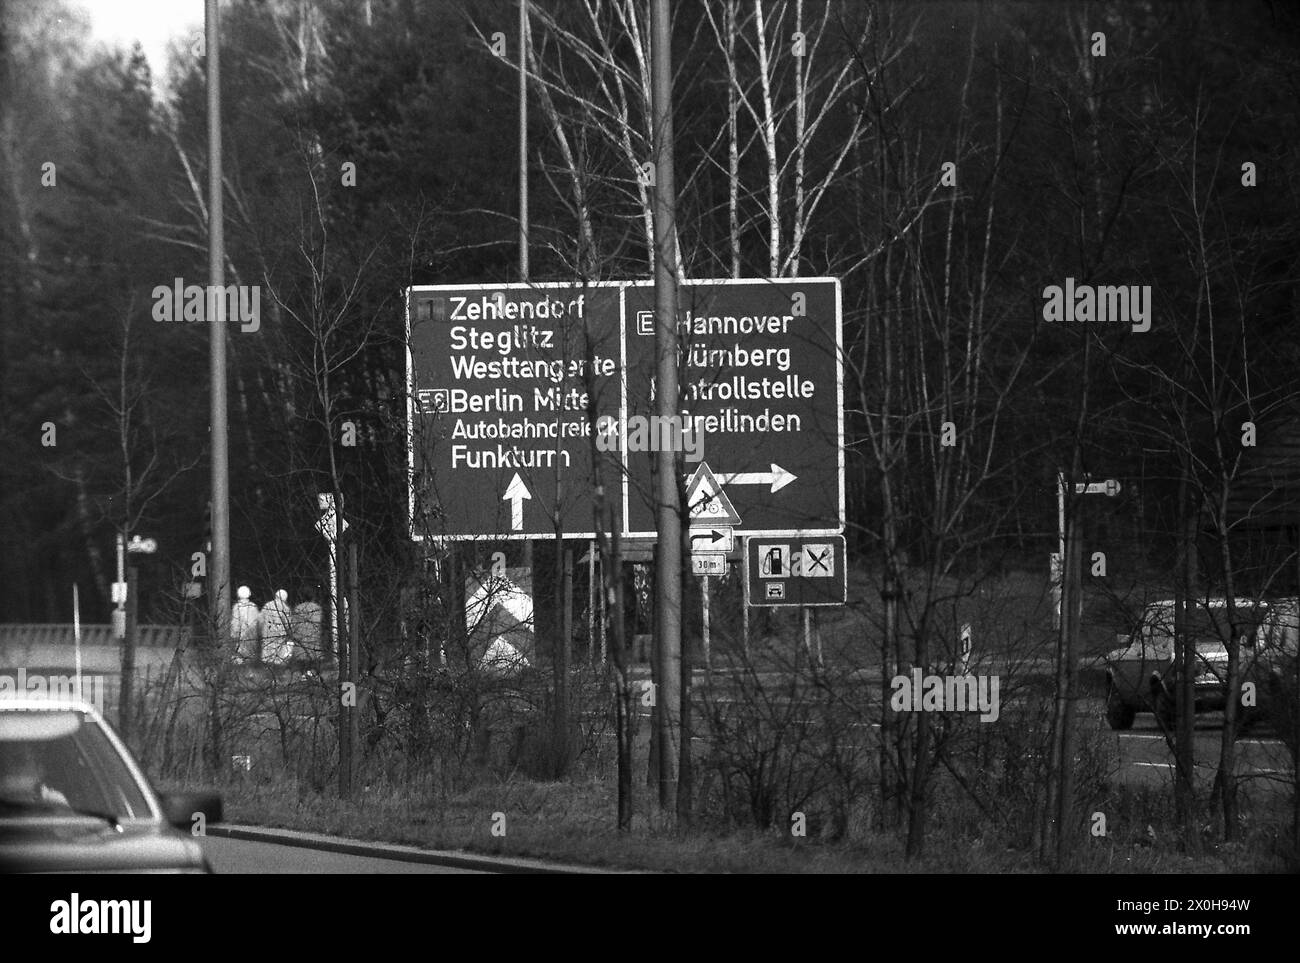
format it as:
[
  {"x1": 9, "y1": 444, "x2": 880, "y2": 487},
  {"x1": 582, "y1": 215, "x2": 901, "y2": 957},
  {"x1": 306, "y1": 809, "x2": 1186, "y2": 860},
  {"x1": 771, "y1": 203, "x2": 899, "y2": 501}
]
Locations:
[{"x1": 760, "y1": 546, "x2": 789, "y2": 577}]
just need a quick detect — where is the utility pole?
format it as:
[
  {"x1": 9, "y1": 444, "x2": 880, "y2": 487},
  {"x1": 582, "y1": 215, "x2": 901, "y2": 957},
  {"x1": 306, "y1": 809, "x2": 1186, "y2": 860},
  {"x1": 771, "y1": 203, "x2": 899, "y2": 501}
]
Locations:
[
  {"x1": 1293, "y1": 524, "x2": 1300, "y2": 851},
  {"x1": 518, "y1": 0, "x2": 529, "y2": 283},
  {"x1": 120, "y1": 564, "x2": 139, "y2": 741},
  {"x1": 518, "y1": 0, "x2": 535, "y2": 649},
  {"x1": 1045, "y1": 472, "x2": 1119, "y2": 862},
  {"x1": 1054, "y1": 511, "x2": 1082, "y2": 866},
  {"x1": 206, "y1": 0, "x2": 231, "y2": 647},
  {"x1": 316, "y1": 493, "x2": 351, "y2": 797},
  {"x1": 349, "y1": 542, "x2": 361, "y2": 786},
  {"x1": 113, "y1": 532, "x2": 126, "y2": 640},
  {"x1": 650, "y1": 0, "x2": 682, "y2": 819},
  {"x1": 337, "y1": 518, "x2": 350, "y2": 797}
]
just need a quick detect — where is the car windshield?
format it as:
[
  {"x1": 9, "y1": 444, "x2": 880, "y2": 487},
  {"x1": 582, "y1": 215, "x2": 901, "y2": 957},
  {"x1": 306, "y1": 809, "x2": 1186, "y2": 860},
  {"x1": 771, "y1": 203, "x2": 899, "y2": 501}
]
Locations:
[
  {"x1": 1256, "y1": 602, "x2": 1299, "y2": 654},
  {"x1": 1141, "y1": 602, "x2": 1268, "y2": 656},
  {"x1": 0, "y1": 709, "x2": 152, "y2": 820}
]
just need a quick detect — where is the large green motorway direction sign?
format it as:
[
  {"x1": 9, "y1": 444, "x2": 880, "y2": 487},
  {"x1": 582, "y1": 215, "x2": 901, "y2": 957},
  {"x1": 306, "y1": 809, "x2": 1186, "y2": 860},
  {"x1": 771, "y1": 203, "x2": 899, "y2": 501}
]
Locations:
[{"x1": 406, "y1": 278, "x2": 843, "y2": 542}]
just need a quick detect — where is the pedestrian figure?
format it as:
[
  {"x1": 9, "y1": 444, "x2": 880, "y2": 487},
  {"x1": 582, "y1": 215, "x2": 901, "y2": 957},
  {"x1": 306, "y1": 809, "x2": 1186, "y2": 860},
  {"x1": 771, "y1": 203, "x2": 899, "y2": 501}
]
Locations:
[
  {"x1": 231, "y1": 586, "x2": 260, "y2": 664},
  {"x1": 292, "y1": 589, "x2": 323, "y2": 665},
  {"x1": 260, "y1": 589, "x2": 293, "y2": 665}
]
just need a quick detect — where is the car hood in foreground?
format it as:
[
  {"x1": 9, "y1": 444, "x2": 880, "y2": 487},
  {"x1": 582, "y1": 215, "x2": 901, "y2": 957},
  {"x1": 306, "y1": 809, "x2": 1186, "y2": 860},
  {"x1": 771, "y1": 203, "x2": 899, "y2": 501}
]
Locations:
[{"x1": 0, "y1": 815, "x2": 209, "y2": 873}]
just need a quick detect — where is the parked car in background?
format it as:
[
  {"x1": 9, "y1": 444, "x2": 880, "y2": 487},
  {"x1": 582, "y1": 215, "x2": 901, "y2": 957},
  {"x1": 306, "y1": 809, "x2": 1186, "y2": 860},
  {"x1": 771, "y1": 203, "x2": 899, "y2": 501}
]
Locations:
[
  {"x1": 1102, "y1": 597, "x2": 1274, "y2": 730},
  {"x1": 0, "y1": 692, "x2": 222, "y2": 872},
  {"x1": 1250, "y1": 598, "x2": 1299, "y2": 736}
]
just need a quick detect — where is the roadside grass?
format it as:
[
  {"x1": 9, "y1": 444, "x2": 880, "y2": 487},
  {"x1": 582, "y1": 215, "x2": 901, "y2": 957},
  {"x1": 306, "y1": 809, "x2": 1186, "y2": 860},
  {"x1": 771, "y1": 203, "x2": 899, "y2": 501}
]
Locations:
[
  {"x1": 702, "y1": 565, "x2": 1060, "y2": 670},
  {"x1": 203, "y1": 767, "x2": 1293, "y2": 873},
  {"x1": 149, "y1": 561, "x2": 1293, "y2": 873},
  {"x1": 707, "y1": 563, "x2": 1152, "y2": 675}
]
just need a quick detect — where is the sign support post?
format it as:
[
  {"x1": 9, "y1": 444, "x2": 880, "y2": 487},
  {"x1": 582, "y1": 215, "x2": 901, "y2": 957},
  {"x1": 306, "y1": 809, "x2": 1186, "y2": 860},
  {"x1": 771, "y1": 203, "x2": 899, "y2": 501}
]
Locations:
[
  {"x1": 206, "y1": 0, "x2": 231, "y2": 651},
  {"x1": 114, "y1": 533, "x2": 126, "y2": 639},
  {"x1": 1054, "y1": 472, "x2": 1121, "y2": 627},
  {"x1": 701, "y1": 575, "x2": 711, "y2": 674},
  {"x1": 801, "y1": 607, "x2": 821, "y2": 667},
  {"x1": 599, "y1": 550, "x2": 607, "y2": 665},
  {"x1": 588, "y1": 542, "x2": 596, "y2": 665},
  {"x1": 651, "y1": 0, "x2": 683, "y2": 819},
  {"x1": 348, "y1": 542, "x2": 361, "y2": 792},
  {"x1": 121, "y1": 564, "x2": 138, "y2": 739},
  {"x1": 518, "y1": 0, "x2": 535, "y2": 658}
]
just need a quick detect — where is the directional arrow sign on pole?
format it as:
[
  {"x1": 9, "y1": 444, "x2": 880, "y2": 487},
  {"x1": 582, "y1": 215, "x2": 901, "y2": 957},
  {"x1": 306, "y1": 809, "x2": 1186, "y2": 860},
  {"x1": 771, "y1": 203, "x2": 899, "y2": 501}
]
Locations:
[
  {"x1": 502, "y1": 473, "x2": 531, "y2": 531},
  {"x1": 407, "y1": 278, "x2": 843, "y2": 540},
  {"x1": 689, "y1": 527, "x2": 733, "y2": 552},
  {"x1": 1075, "y1": 479, "x2": 1122, "y2": 497},
  {"x1": 623, "y1": 278, "x2": 842, "y2": 539}
]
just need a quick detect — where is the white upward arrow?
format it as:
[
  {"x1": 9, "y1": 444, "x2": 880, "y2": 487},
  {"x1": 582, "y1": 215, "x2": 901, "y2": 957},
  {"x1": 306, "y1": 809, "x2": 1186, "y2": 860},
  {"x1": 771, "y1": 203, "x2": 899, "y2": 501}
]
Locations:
[
  {"x1": 716, "y1": 463, "x2": 797, "y2": 494},
  {"x1": 503, "y1": 473, "x2": 532, "y2": 531}
]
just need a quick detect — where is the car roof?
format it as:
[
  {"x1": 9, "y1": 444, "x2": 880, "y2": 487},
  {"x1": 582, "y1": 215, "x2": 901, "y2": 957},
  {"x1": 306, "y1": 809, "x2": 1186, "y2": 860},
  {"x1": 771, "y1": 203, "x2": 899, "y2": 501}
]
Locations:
[
  {"x1": 0, "y1": 692, "x2": 162, "y2": 821},
  {"x1": 0, "y1": 694, "x2": 105, "y2": 720}
]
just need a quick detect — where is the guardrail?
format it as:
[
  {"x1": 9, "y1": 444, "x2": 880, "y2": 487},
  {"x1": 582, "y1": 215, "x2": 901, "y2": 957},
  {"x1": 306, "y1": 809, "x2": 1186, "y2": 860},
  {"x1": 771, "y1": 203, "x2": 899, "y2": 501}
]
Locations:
[{"x1": 0, "y1": 624, "x2": 186, "y2": 649}]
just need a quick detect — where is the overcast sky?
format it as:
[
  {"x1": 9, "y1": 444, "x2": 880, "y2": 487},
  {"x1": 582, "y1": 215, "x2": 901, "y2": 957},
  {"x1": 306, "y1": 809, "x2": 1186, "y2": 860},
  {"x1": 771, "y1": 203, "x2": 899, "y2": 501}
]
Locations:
[{"x1": 78, "y1": 0, "x2": 204, "y2": 78}]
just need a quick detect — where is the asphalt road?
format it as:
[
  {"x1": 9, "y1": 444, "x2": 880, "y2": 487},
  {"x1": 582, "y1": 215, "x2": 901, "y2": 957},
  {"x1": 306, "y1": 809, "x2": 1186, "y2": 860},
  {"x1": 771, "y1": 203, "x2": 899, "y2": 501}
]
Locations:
[
  {"x1": 1109, "y1": 709, "x2": 1294, "y2": 797},
  {"x1": 199, "y1": 836, "x2": 485, "y2": 873}
]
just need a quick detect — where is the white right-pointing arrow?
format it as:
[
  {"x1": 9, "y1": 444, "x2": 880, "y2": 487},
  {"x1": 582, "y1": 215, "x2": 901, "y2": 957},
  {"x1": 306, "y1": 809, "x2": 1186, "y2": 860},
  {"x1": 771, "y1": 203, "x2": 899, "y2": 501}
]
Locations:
[
  {"x1": 716, "y1": 463, "x2": 797, "y2": 493},
  {"x1": 503, "y1": 473, "x2": 532, "y2": 531},
  {"x1": 690, "y1": 529, "x2": 728, "y2": 547}
]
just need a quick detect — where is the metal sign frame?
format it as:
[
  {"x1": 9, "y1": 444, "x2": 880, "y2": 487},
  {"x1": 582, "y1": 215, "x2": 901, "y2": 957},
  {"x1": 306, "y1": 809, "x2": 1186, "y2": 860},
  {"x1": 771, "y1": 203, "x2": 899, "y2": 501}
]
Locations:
[
  {"x1": 407, "y1": 278, "x2": 844, "y2": 542},
  {"x1": 742, "y1": 534, "x2": 847, "y2": 608}
]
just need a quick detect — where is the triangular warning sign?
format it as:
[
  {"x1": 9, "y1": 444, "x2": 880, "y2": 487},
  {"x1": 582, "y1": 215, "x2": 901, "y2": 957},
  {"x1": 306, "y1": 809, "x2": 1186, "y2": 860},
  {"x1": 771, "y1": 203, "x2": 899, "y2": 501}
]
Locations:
[{"x1": 684, "y1": 462, "x2": 742, "y2": 526}]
